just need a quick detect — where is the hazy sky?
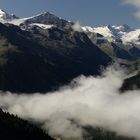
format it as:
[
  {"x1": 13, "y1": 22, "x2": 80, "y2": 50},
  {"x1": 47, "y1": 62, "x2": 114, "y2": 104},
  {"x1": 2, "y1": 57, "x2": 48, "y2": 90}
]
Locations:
[{"x1": 0, "y1": 0, "x2": 140, "y2": 27}]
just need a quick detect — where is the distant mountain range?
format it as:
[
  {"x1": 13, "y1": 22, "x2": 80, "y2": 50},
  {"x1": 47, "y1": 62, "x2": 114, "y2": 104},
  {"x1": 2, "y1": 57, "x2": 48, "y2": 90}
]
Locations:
[
  {"x1": 0, "y1": 9, "x2": 18, "y2": 21},
  {"x1": 83, "y1": 25, "x2": 140, "y2": 62},
  {"x1": 0, "y1": 9, "x2": 139, "y2": 92},
  {"x1": 1, "y1": 9, "x2": 140, "y2": 62}
]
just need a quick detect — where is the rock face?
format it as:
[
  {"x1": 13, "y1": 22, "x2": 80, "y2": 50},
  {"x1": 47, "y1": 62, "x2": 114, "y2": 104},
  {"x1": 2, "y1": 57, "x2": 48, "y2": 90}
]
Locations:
[
  {"x1": 1, "y1": 9, "x2": 140, "y2": 63},
  {"x1": 23, "y1": 12, "x2": 71, "y2": 27},
  {"x1": 82, "y1": 25, "x2": 140, "y2": 63},
  {"x1": 0, "y1": 23, "x2": 111, "y2": 93}
]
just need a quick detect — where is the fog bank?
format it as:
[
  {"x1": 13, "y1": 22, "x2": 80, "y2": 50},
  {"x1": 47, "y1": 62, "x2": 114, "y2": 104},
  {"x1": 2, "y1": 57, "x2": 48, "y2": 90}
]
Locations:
[{"x1": 0, "y1": 65, "x2": 139, "y2": 139}]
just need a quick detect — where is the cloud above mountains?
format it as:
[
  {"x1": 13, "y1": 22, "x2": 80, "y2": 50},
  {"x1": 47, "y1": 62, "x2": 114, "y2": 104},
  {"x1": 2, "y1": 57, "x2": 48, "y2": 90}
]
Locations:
[
  {"x1": 122, "y1": 0, "x2": 140, "y2": 19},
  {"x1": 122, "y1": 0, "x2": 140, "y2": 8}
]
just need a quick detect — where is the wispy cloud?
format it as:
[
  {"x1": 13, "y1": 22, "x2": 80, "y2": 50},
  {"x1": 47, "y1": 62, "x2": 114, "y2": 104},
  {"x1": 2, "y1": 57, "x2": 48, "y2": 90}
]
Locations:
[
  {"x1": 72, "y1": 21, "x2": 82, "y2": 32},
  {"x1": 121, "y1": 0, "x2": 140, "y2": 19}
]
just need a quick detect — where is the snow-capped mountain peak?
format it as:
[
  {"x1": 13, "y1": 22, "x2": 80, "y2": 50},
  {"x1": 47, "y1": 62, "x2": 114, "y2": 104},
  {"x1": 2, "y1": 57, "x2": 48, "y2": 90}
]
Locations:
[
  {"x1": 22, "y1": 11, "x2": 69, "y2": 27},
  {"x1": 82, "y1": 24, "x2": 140, "y2": 45},
  {"x1": 0, "y1": 9, "x2": 68, "y2": 29},
  {"x1": 111, "y1": 24, "x2": 132, "y2": 32},
  {"x1": 0, "y1": 9, "x2": 140, "y2": 46},
  {"x1": 0, "y1": 9, "x2": 18, "y2": 21},
  {"x1": 6, "y1": 10, "x2": 70, "y2": 28}
]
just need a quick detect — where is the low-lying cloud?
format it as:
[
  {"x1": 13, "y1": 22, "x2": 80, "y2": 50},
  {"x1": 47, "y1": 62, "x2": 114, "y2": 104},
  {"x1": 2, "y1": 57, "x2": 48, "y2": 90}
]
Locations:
[
  {"x1": 0, "y1": 64, "x2": 140, "y2": 139},
  {"x1": 121, "y1": 0, "x2": 140, "y2": 20}
]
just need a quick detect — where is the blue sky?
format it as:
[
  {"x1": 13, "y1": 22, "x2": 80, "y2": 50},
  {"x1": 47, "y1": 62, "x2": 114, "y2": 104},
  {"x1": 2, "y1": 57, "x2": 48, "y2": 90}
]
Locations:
[{"x1": 0, "y1": 0, "x2": 140, "y2": 27}]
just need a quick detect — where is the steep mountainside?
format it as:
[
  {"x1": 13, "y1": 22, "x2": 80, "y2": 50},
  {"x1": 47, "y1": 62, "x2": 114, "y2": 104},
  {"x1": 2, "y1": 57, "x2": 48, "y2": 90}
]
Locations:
[
  {"x1": 0, "y1": 23, "x2": 111, "y2": 93},
  {"x1": 82, "y1": 25, "x2": 140, "y2": 63},
  {"x1": 1, "y1": 9, "x2": 140, "y2": 92},
  {"x1": 121, "y1": 73, "x2": 140, "y2": 91},
  {"x1": 23, "y1": 12, "x2": 72, "y2": 27},
  {"x1": 0, "y1": 109, "x2": 53, "y2": 140},
  {"x1": 0, "y1": 9, "x2": 139, "y2": 140}
]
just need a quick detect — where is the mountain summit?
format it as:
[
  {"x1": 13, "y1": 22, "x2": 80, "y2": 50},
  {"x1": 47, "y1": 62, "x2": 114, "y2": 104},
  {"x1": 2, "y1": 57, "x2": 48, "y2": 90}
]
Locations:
[
  {"x1": 24, "y1": 11, "x2": 70, "y2": 27},
  {"x1": 0, "y1": 9, "x2": 72, "y2": 28},
  {"x1": 0, "y1": 9, "x2": 18, "y2": 21}
]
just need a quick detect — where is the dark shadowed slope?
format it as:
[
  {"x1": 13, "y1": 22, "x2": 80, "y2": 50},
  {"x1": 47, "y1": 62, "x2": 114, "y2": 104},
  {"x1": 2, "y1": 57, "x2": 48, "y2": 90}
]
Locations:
[{"x1": 0, "y1": 23, "x2": 111, "y2": 93}]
